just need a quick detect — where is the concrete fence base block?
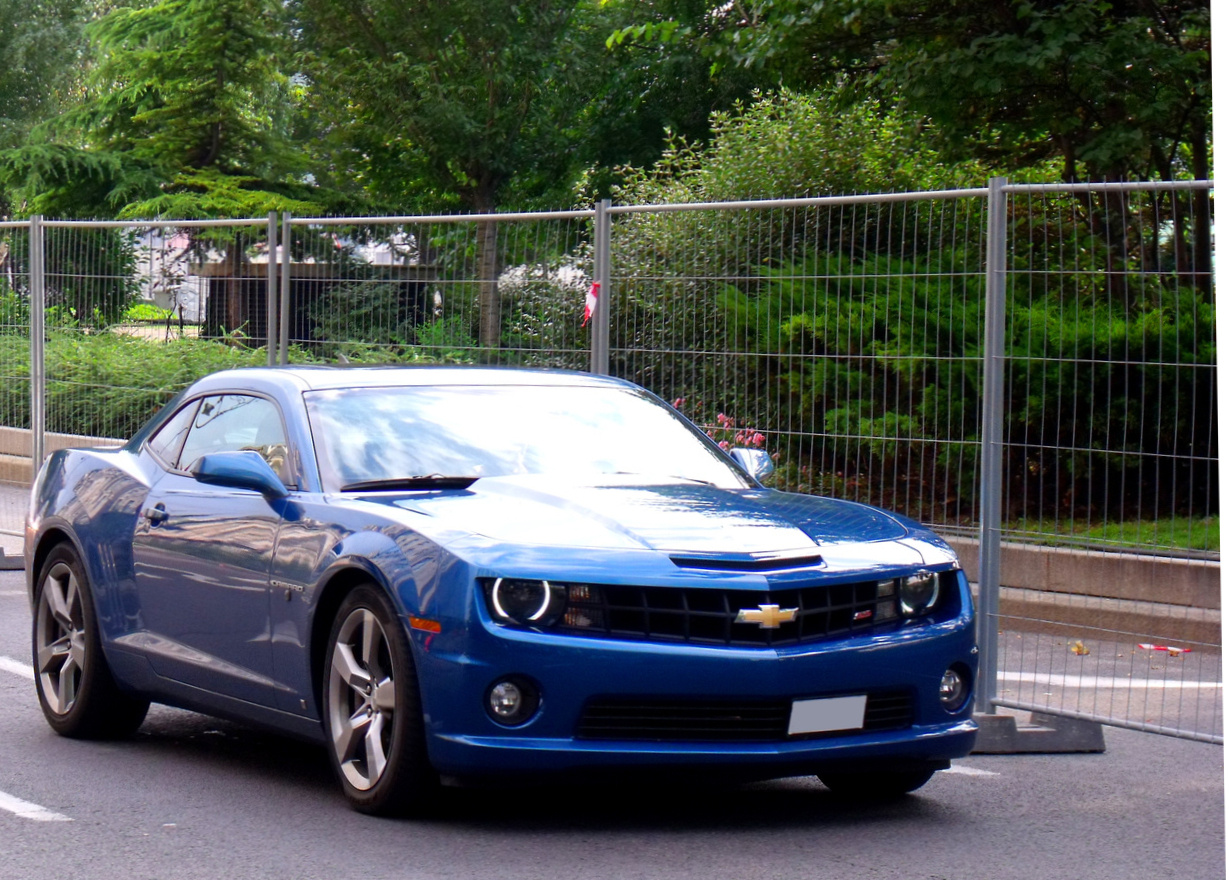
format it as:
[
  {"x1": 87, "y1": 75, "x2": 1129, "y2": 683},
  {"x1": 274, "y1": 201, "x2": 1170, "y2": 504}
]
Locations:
[
  {"x1": 971, "y1": 712, "x2": 1106, "y2": 754},
  {"x1": 0, "y1": 547, "x2": 24, "y2": 571}
]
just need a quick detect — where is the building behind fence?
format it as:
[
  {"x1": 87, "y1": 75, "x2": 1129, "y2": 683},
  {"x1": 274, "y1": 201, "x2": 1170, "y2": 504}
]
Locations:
[{"x1": 0, "y1": 179, "x2": 1218, "y2": 743}]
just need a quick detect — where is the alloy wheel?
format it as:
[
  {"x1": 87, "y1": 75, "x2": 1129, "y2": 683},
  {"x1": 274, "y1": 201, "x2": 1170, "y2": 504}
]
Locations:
[
  {"x1": 327, "y1": 607, "x2": 398, "y2": 791},
  {"x1": 35, "y1": 561, "x2": 87, "y2": 716}
]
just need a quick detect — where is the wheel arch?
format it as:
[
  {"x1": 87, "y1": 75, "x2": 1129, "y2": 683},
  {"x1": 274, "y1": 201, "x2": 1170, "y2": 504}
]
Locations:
[
  {"x1": 309, "y1": 564, "x2": 399, "y2": 716},
  {"x1": 28, "y1": 526, "x2": 79, "y2": 605}
]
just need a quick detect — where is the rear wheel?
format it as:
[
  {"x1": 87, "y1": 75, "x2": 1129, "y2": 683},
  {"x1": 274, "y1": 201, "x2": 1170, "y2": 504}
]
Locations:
[
  {"x1": 818, "y1": 768, "x2": 936, "y2": 799},
  {"x1": 323, "y1": 585, "x2": 438, "y2": 815},
  {"x1": 32, "y1": 543, "x2": 149, "y2": 738}
]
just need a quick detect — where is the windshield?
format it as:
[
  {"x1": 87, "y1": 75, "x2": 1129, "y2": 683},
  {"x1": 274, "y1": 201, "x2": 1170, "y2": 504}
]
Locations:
[{"x1": 304, "y1": 384, "x2": 749, "y2": 491}]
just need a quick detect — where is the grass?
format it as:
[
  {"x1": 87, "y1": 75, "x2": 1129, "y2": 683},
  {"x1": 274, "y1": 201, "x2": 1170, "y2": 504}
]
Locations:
[
  {"x1": 1003, "y1": 516, "x2": 1219, "y2": 555},
  {"x1": 124, "y1": 302, "x2": 176, "y2": 322}
]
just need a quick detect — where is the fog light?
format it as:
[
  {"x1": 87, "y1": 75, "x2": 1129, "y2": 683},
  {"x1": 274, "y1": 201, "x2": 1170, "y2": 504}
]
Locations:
[
  {"x1": 485, "y1": 677, "x2": 540, "y2": 726},
  {"x1": 939, "y1": 666, "x2": 970, "y2": 712}
]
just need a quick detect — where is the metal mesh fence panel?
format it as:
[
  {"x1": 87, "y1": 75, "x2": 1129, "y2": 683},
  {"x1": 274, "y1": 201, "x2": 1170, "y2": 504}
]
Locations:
[
  {"x1": 0, "y1": 221, "x2": 31, "y2": 440},
  {"x1": 39, "y1": 219, "x2": 275, "y2": 446},
  {"x1": 989, "y1": 182, "x2": 1220, "y2": 741},
  {"x1": 607, "y1": 194, "x2": 989, "y2": 531},
  {"x1": 0, "y1": 220, "x2": 32, "y2": 537},
  {"x1": 3, "y1": 182, "x2": 1218, "y2": 741},
  {"x1": 282, "y1": 213, "x2": 594, "y2": 369}
]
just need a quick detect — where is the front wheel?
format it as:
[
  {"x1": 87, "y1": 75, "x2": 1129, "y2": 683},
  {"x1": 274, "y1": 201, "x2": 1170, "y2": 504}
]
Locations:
[
  {"x1": 818, "y1": 768, "x2": 936, "y2": 799},
  {"x1": 323, "y1": 585, "x2": 438, "y2": 815},
  {"x1": 32, "y1": 543, "x2": 149, "y2": 738}
]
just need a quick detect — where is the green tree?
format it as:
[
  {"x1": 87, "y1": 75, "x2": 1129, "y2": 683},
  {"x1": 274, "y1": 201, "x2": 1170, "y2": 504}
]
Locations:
[
  {"x1": 292, "y1": 0, "x2": 624, "y2": 346},
  {"x1": 585, "y1": 0, "x2": 774, "y2": 195},
  {"x1": 703, "y1": 1, "x2": 1211, "y2": 179},
  {"x1": 0, "y1": 0, "x2": 90, "y2": 215},
  {"x1": 696, "y1": 0, "x2": 1212, "y2": 288},
  {"x1": 2, "y1": 0, "x2": 320, "y2": 220},
  {"x1": 0, "y1": 0, "x2": 328, "y2": 331}
]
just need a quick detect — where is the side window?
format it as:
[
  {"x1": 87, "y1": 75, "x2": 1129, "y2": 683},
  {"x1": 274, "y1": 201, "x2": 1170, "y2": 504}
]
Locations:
[
  {"x1": 178, "y1": 395, "x2": 293, "y2": 486},
  {"x1": 146, "y1": 400, "x2": 200, "y2": 468}
]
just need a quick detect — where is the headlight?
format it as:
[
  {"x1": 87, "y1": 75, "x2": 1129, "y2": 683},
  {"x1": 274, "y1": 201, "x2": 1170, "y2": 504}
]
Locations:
[
  {"x1": 899, "y1": 571, "x2": 941, "y2": 616},
  {"x1": 486, "y1": 578, "x2": 566, "y2": 627}
]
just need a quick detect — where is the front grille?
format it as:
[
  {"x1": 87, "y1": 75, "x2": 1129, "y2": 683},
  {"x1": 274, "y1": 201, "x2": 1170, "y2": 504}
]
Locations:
[
  {"x1": 576, "y1": 691, "x2": 915, "y2": 742},
  {"x1": 556, "y1": 581, "x2": 885, "y2": 647}
]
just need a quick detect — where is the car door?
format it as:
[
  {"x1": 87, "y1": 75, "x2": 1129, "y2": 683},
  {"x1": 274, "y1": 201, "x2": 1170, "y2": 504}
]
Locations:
[{"x1": 131, "y1": 393, "x2": 293, "y2": 706}]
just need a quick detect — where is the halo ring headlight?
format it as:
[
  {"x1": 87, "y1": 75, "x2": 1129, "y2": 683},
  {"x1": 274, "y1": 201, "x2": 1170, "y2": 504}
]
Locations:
[
  {"x1": 491, "y1": 578, "x2": 553, "y2": 621},
  {"x1": 487, "y1": 578, "x2": 565, "y2": 627}
]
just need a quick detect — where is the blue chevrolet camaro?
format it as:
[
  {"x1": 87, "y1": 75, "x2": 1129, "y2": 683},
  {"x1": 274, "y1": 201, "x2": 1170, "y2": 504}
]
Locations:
[{"x1": 27, "y1": 366, "x2": 977, "y2": 814}]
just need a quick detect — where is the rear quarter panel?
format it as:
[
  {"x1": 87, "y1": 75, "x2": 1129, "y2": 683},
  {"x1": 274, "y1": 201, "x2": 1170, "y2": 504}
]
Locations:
[{"x1": 27, "y1": 446, "x2": 155, "y2": 642}]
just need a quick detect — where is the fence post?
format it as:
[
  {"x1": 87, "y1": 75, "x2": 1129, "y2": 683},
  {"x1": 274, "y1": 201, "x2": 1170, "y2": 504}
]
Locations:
[
  {"x1": 266, "y1": 212, "x2": 278, "y2": 366},
  {"x1": 975, "y1": 178, "x2": 1009, "y2": 715},
  {"x1": 589, "y1": 199, "x2": 611, "y2": 375},
  {"x1": 279, "y1": 213, "x2": 291, "y2": 366},
  {"x1": 29, "y1": 216, "x2": 45, "y2": 471}
]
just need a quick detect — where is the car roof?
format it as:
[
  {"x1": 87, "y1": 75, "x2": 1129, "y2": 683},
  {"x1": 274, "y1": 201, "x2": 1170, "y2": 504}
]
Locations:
[{"x1": 187, "y1": 365, "x2": 635, "y2": 394}]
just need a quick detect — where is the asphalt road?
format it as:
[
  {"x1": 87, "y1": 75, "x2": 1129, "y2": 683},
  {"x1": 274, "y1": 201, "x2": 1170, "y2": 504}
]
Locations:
[{"x1": 0, "y1": 570, "x2": 1222, "y2": 880}]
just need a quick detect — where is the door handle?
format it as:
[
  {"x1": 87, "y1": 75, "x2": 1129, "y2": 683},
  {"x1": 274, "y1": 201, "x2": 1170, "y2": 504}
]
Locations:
[{"x1": 142, "y1": 504, "x2": 168, "y2": 525}]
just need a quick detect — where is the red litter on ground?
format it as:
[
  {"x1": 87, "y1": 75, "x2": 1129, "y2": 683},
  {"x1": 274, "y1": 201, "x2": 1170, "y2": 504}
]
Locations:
[{"x1": 1138, "y1": 643, "x2": 1191, "y2": 654}]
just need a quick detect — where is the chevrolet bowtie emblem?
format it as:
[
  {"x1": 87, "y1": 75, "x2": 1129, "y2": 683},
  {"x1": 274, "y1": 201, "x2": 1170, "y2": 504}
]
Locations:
[{"x1": 735, "y1": 604, "x2": 798, "y2": 629}]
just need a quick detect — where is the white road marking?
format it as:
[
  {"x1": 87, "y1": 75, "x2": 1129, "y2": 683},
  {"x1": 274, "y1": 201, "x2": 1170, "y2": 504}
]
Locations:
[
  {"x1": 0, "y1": 655, "x2": 33, "y2": 680},
  {"x1": 943, "y1": 765, "x2": 1000, "y2": 778},
  {"x1": 0, "y1": 790, "x2": 71, "y2": 822},
  {"x1": 1001, "y1": 671, "x2": 1222, "y2": 690}
]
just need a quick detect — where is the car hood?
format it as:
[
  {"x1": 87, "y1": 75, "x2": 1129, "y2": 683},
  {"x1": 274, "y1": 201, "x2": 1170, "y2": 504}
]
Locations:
[{"x1": 372, "y1": 475, "x2": 915, "y2": 558}]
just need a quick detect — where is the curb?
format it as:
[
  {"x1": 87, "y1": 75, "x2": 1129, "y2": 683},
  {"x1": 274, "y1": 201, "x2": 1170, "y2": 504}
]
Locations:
[{"x1": 0, "y1": 547, "x2": 23, "y2": 571}]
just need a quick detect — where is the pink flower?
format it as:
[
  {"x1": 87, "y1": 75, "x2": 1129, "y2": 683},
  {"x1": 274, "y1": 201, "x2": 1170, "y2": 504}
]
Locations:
[
  {"x1": 672, "y1": 397, "x2": 685, "y2": 409},
  {"x1": 752, "y1": 433, "x2": 765, "y2": 447},
  {"x1": 718, "y1": 440, "x2": 731, "y2": 451}
]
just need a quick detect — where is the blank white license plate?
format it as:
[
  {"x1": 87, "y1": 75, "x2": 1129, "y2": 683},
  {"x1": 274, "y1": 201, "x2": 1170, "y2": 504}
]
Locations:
[{"x1": 787, "y1": 695, "x2": 867, "y2": 735}]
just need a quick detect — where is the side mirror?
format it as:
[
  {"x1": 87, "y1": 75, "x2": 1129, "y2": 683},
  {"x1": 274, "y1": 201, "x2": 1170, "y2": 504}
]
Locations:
[
  {"x1": 729, "y1": 447, "x2": 774, "y2": 483},
  {"x1": 191, "y1": 450, "x2": 289, "y2": 499}
]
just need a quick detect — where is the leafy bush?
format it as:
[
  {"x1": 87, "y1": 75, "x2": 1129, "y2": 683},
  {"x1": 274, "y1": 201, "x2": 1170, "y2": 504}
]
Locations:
[
  {"x1": 604, "y1": 88, "x2": 988, "y2": 417},
  {"x1": 305, "y1": 278, "x2": 478, "y2": 364},
  {"x1": 0, "y1": 333, "x2": 272, "y2": 439},
  {"x1": 717, "y1": 250, "x2": 1215, "y2": 524},
  {"x1": 497, "y1": 255, "x2": 591, "y2": 370},
  {"x1": 719, "y1": 251, "x2": 984, "y2": 520}
]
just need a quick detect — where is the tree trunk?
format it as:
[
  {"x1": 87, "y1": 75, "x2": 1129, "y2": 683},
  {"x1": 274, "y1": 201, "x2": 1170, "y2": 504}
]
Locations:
[
  {"x1": 223, "y1": 232, "x2": 248, "y2": 339},
  {"x1": 476, "y1": 216, "x2": 500, "y2": 350}
]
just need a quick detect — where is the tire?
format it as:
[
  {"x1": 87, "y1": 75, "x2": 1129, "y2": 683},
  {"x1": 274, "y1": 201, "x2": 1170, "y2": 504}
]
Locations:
[
  {"x1": 32, "y1": 543, "x2": 149, "y2": 738},
  {"x1": 818, "y1": 768, "x2": 936, "y2": 799},
  {"x1": 323, "y1": 584, "x2": 438, "y2": 815}
]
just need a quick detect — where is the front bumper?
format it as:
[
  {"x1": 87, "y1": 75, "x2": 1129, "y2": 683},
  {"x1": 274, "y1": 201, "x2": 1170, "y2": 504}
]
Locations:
[{"x1": 412, "y1": 611, "x2": 978, "y2": 778}]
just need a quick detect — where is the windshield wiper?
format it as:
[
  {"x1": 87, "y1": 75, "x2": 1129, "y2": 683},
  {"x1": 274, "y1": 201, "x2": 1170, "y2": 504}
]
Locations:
[{"x1": 341, "y1": 475, "x2": 478, "y2": 492}]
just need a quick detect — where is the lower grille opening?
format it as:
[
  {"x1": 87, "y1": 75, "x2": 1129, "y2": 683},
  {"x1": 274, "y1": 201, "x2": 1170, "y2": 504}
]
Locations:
[{"x1": 576, "y1": 691, "x2": 914, "y2": 742}]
